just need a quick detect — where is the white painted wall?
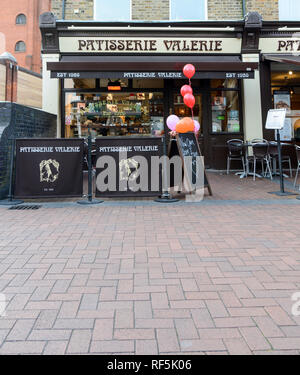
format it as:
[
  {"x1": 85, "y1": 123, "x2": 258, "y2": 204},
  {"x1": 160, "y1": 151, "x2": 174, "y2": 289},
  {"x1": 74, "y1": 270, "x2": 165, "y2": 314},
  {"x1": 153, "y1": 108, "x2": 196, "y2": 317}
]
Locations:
[
  {"x1": 42, "y1": 54, "x2": 60, "y2": 137},
  {"x1": 242, "y1": 54, "x2": 263, "y2": 143}
]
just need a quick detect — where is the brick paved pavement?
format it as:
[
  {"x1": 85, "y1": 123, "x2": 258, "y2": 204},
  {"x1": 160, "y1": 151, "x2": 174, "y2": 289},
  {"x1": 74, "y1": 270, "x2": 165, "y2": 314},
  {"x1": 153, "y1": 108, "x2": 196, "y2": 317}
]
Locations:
[{"x1": 0, "y1": 173, "x2": 300, "y2": 354}]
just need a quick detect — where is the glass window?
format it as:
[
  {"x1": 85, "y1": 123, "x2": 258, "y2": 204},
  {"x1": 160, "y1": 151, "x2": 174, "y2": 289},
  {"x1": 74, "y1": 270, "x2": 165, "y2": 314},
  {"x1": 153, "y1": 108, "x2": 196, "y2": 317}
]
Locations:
[
  {"x1": 173, "y1": 93, "x2": 203, "y2": 135},
  {"x1": 210, "y1": 79, "x2": 238, "y2": 89},
  {"x1": 15, "y1": 41, "x2": 26, "y2": 52},
  {"x1": 16, "y1": 14, "x2": 26, "y2": 24},
  {"x1": 94, "y1": 0, "x2": 131, "y2": 21},
  {"x1": 64, "y1": 79, "x2": 96, "y2": 89},
  {"x1": 279, "y1": 0, "x2": 300, "y2": 20},
  {"x1": 170, "y1": 0, "x2": 206, "y2": 21},
  {"x1": 64, "y1": 92, "x2": 164, "y2": 138},
  {"x1": 211, "y1": 90, "x2": 240, "y2": 133}
]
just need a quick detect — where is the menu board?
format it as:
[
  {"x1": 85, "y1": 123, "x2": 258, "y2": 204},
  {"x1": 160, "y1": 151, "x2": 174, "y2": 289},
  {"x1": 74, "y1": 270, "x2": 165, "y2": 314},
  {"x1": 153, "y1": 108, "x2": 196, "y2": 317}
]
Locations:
[
  {"x1": 273, "y1": 91, "x2": 292, "y2": 139},
  {"x1": 175, "y1": 133, "x2": 212, "y2": 195}
]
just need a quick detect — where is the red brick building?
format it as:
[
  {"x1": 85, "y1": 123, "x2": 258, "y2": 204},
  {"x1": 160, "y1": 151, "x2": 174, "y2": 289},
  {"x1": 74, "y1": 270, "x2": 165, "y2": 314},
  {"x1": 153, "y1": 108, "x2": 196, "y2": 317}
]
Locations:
[{"x1": 0, "y1": 0, "x2": 51, "y2": 73}]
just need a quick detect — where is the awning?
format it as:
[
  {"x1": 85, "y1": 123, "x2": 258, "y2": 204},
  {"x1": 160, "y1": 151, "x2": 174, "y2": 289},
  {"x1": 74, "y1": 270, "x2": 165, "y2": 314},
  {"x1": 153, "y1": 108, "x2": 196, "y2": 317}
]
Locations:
[
  {"x1": 263, "y1": 54, "x2": 300, "y2": 66},
  {"x1": 47, "y1": 55, "x2": 258, "y2": 79}
]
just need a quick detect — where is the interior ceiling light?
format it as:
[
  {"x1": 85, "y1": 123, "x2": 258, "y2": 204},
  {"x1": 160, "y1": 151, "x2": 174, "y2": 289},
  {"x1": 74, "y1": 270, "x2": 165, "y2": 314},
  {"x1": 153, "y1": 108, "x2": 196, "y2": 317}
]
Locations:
[{"x1": 289, "y1": 71, "x2": 293, "y2": 75}]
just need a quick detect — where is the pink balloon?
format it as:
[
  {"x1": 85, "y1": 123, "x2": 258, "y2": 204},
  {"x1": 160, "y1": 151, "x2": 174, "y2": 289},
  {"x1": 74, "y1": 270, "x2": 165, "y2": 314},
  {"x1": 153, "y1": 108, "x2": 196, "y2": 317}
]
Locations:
[
  {"x1": 166, "y1": 115, "x2": 179, "y2": 131},
  {"x1": 194, "y1": 120, "x2": 200, "y2": 132}
]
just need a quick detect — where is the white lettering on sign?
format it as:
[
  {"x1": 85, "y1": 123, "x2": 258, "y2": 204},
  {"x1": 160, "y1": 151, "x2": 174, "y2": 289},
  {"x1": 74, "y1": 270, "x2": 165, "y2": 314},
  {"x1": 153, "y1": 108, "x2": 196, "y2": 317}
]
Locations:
[{"x1": 20, "y1": 146, "x2": 81, "y2": 153}]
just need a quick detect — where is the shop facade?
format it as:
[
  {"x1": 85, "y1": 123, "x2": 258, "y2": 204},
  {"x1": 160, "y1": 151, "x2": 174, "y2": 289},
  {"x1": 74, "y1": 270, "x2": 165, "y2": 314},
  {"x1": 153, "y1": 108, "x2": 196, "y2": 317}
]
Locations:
[{"x1": 40, "y1": 12, "x2": 264, "y2": 170}]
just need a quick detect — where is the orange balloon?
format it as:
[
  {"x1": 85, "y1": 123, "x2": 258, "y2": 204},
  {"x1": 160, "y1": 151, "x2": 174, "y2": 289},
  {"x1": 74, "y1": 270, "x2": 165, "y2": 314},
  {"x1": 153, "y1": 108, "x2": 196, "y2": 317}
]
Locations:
[{"x1": 175, "y1": 117, "x2": 195, "y2": 133}]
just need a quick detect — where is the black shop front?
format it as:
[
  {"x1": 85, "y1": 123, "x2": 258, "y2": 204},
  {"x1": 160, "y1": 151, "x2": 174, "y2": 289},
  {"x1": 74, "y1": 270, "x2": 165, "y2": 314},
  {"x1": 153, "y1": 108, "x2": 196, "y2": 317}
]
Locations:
[{"x1": 40, "y1": 12, "x2": 258, "y2": 170}]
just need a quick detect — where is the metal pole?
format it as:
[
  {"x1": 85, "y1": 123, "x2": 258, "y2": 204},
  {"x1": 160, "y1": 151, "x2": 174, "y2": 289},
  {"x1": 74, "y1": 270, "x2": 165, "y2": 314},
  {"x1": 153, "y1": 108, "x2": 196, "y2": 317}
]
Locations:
[
  {"x1": 87, "y1": 131, "x2": 93, "y2": 202},
  {"x1": 277, "y1": 130, "x2": 285, "y2": 193},
  {"x1": 77, "y1": 129, "x2": 103, "y2": 205},
  {"x1": 155, "y1": 135, "x2": 179, "y2": 203},
  {"x1": 62, "y1": 0, "x2": 66, "y2": 20},
  {"x1": 242, "y1": 0, "x2": 246, "y2": 17}
]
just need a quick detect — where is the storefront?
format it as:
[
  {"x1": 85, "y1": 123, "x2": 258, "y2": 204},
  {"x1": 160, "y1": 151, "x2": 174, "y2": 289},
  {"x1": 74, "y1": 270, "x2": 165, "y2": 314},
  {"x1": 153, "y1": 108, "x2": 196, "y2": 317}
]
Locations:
[
  {"x1": 259, "y1": 25, "x2": 300, "y2": 142},
  {"x1": 40, "y1": 12, "x2": 261, "y2": 170}
]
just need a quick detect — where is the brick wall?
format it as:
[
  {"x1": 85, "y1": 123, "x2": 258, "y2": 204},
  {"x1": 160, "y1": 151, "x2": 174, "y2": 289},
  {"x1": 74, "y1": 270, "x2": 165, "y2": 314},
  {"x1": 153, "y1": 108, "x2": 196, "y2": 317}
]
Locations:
[
  {"x1": 0, "y1": 103, "x2": 57, "y2": 199},
  {"x1": 51, "y1": 0, "x2": 93, "y2": 20},
  {"x1": 132, "y1": 0, "x2": 169, "y2": 20},
  {"x1": 207, "y1": 0, "x2": 243, "y2": 20},
  {"x1": 51, "y1": 0, "x2": 279, "y2": 21},
  {"x1": 246, "y1": 0, "x2": 278, "y2": 20}
]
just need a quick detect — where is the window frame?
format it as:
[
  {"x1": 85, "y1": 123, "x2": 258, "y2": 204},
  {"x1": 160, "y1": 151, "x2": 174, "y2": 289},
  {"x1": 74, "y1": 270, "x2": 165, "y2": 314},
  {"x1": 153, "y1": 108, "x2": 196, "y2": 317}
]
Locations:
[
  {"x1": 16, "y1": 13, "x2": 27, "y2": 25},
  {"x1": 94, "y1": 0, "x2": 132, "y2": 21},
  {"x1": 15, "y1": 41, "x2": 26, "y2": 53},
  {"x1": 169, "y1": 0, "x2": 208, "y2": 21}
]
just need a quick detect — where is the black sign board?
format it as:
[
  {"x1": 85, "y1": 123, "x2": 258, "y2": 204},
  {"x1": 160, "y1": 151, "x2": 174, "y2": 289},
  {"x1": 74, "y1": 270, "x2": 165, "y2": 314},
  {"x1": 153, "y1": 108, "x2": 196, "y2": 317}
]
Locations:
[
  {"x1": 51, "y1": 71, "x2": 254, "y2": 80},
  {"x1": 95, "y1": 137, "x2": 163, "y2": 197},
  {"x1": 14, "y1": 139, "x2": 84, "y2": 198},
  {"x1": 170, "y1": 133, "x2": 212, "y2": 195}
]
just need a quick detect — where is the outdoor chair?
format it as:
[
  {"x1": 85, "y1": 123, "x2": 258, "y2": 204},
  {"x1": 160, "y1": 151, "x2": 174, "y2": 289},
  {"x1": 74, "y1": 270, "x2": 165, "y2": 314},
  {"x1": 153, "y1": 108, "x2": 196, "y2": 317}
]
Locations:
[
  {"x1": 293, "y1": 145, "x2": 300, "y2": 188},
  {"x1": 226, "y1": 139, "x2": 245, "y2": 175},
  {"x1": 247, "y1": 142, "x2": 273, "y2": 181},
  {"x1": 268, "y1": 141, "x2": 292, "y2": 178}
]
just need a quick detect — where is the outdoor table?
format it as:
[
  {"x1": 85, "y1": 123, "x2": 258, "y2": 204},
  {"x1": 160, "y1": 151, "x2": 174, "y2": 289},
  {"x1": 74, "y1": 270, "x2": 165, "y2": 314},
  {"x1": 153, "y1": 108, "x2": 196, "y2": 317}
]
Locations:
[{"x1": 235, "y1": 142, "x2": 263, "y2": 179}]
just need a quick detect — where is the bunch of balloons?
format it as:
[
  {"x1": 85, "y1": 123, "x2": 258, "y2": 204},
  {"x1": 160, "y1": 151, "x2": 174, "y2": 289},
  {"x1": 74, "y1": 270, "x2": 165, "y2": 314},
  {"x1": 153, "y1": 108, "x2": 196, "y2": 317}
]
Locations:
[{"x1": 166, "y1": 64, "x2": 200, "y2": 134}]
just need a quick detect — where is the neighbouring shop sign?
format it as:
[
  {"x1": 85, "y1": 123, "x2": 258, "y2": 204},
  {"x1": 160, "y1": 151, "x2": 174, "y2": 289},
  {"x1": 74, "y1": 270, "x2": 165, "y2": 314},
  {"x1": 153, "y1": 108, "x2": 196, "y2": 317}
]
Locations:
[
  {"x1": 51, "y1": 71, "x2": 254, "y2": 79},
  {"x1": 259, "y1": 37, "x2": 300, "y2": 53},
  {"x1": 14, "y1": 139, "x2": 84, "y2": 198},
  {"x1": 95, "y1": 137, "x2": 163, "y2": 197},
  {"x1": 59, "y1": 37, "x2": 242, "y2": 54}
]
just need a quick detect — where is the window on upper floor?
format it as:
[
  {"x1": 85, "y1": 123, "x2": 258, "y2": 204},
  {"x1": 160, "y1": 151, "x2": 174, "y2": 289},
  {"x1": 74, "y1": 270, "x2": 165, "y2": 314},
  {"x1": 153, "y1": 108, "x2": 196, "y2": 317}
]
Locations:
[
  {"x1": 94, "y1": 0, "x2": 131, "y2": 21},
  {"x1": 170, "y1": 0, "x2": 206, "y2": 21},
  {"x1": 279, "y1": 0, "x2": 300, "y2": 21},
  {"x1": 15, "y1": 41, "x2": 26, "y2": 52},
  {"x1": 16, "y1": 14, "x2": 27, "y2": 24}
]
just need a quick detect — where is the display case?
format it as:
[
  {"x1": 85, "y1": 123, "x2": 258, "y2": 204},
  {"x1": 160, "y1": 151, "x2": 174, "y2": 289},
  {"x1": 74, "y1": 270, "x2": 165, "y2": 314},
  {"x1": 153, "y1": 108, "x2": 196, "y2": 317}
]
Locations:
[{"x1": 65, "y1": 92, "x2": 164, "y2": 138}]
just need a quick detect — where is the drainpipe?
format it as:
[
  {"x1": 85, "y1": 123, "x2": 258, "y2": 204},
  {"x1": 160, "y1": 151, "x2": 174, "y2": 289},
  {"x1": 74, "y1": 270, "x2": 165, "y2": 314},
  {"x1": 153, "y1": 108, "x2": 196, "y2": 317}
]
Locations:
[
  {"x1": 62, "y1": 0, "x2": 66, "y2": 20},
  {"x1": 242, "y1": 0, "x2": 246, "y2": 17}
]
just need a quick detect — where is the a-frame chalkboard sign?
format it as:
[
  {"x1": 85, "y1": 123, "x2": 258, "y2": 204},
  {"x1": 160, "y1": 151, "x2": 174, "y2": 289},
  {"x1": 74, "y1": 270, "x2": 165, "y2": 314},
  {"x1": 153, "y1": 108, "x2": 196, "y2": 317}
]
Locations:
[{"x1": 168, "y1": 133, "x2": 212, "y2": 196}]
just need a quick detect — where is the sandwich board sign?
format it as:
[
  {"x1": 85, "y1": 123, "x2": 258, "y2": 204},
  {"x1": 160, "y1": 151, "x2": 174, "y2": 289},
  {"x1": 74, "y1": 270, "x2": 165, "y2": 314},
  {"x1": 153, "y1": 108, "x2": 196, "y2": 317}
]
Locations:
[{"x1": 265, "y1": 109, "x2": 286, "y2": 130}]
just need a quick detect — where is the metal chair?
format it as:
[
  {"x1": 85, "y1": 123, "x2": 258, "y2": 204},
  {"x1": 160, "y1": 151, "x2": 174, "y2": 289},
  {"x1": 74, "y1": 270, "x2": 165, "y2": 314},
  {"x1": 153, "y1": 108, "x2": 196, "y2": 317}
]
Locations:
[
  {"x1": 247, "y1": 142, "x2": 273, "y2": 181},
  {"x1": 293, "y1": 145, "x2": 300, "y2": 189},
  {"x1": 268, "y1": 141, "x2": 292, "y2": 178},
  {"x1": 226, "y1": 139, "x2": 245, "y2": 175}
]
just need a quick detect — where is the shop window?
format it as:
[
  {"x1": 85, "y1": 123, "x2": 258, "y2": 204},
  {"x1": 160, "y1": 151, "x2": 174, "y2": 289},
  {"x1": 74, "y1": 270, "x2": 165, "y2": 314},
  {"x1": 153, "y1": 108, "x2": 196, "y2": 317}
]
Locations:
[
  {"x1": 15, "y1": 41, "x2": 26, "y2": 52},
  {"x1": 94, "y1": 0, "x2": 131, "y2": 21},
  {"x1": 133, "y1": 79, "x2": 164, "y2": 89},
  {"x1": 16, "y1": 14, "x2": 26, "y2": 24},
  {"x1": 174, "y1": 93, "x2": 203, "y2": 134},
  {"x1": 210, "y1": 79, "x2": 238, "y2": 89},
  {"x1": 170, "y1": 0, "x2": 206, "y2": 20},
  {"x1": 279, "y1": 0, "x2": 300, "y2": 20},
  {"x1": 64, "y1": 79, "x2": 96, "y2": 89},
  {"x1": 211, "y1": 91, "x2": 240, "y2": 133},
  {"x1": 64, "y1": 91, "x2": 164, "y2": 138}
]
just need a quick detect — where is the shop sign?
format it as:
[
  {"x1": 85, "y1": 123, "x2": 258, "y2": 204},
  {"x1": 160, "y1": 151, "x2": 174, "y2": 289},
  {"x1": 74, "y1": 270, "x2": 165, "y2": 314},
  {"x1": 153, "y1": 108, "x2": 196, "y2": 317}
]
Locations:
[
  {"x1": 14, "y1": 139, "x2": 84, "y2": 198},
  {"x1": 59, "y1": 37, "x2": 242, "y2": 54},
  {"x1": 95, "y1": 137, "x2": 163, "y2": 197},
  {"x1": 51, "y1": 71, "x2": 254, "y2": 79},
  {"x1": 259, "y1": 37, "x2": 300, "y2": 54}
]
